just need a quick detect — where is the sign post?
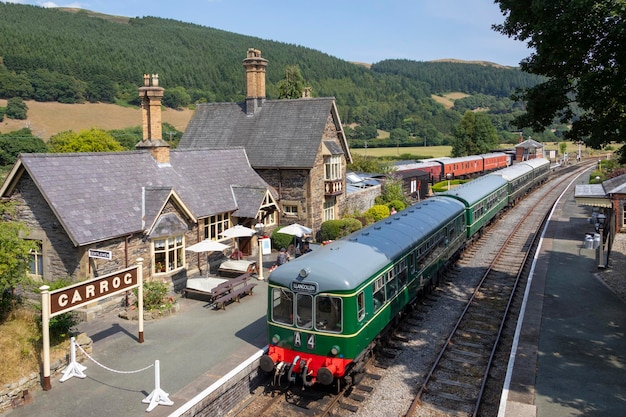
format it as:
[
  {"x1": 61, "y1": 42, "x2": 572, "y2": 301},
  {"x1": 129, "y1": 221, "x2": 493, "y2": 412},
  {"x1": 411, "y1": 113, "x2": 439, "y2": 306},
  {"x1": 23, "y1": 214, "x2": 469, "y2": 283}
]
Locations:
[{"x1": 40, "y1": 262, "x2": 143, "y2": 390}]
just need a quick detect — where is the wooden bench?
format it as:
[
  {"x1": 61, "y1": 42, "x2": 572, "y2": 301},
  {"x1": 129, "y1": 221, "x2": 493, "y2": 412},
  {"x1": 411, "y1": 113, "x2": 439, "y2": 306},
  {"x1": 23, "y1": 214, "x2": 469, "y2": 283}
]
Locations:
[
  {"x1": 213, "y1": 273, "x2": 257, "y2": 310},
  {"x1": 183, "y1": 276, "x2": 228, "y2": 301}
]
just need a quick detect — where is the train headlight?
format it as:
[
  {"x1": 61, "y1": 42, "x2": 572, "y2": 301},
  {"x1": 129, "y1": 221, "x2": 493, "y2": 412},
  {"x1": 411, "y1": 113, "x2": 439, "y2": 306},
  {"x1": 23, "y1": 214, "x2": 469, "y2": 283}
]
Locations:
[
  {"x1": 330, "y1": 345, "x2": 340, "y2": 356},
  {"x1": 271, "y1": 334, "x2": 281, "y2": 344}
]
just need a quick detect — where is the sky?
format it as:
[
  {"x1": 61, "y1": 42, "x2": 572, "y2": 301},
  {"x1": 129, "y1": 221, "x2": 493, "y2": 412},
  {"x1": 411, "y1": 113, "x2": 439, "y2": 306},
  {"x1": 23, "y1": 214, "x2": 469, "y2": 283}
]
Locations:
[{"x1": 5, "y1": 0, "x2": 532, "y2": 67}]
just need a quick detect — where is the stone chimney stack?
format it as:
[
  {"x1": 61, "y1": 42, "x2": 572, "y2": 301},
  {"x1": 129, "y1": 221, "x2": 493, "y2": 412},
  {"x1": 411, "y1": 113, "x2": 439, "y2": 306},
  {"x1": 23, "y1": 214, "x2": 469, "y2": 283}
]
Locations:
[
  {"x1": 242, "y1": 48, "x2": 268, "y2": 115},
  {"x1": 137, "y1": 74, "x2": 170, "y2": 164}
]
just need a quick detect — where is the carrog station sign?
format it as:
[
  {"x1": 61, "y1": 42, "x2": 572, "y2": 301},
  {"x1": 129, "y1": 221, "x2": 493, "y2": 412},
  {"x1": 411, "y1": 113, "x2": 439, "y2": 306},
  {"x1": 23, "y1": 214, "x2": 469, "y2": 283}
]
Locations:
[{"x1": 49, "y1": 267, "x2": 138, "y2": 316}]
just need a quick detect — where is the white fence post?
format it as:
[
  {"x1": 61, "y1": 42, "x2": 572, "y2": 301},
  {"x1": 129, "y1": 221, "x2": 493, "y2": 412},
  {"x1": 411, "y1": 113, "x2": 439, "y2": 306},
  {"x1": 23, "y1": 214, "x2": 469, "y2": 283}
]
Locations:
[
  {"x1": 59, "y1": 337, "x2": 87, "y2": 382},
  {"x1": 143, "y1": 360, "x2": 173, "y2": 412}
]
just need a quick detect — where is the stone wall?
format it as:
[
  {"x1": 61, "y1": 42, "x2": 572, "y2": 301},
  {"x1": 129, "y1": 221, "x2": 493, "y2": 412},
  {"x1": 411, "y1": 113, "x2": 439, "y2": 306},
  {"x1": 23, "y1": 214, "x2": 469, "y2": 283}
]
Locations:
[{"x1": 340, "y1": 184, "x2": 381, "y2": 216}]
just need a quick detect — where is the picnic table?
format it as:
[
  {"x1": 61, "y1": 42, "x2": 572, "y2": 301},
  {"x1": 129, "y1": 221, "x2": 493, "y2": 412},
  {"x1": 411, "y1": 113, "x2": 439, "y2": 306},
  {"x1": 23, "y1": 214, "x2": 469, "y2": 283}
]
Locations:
[{"x1": 183, "y1": 273, "x2": 257, "y2": 310}]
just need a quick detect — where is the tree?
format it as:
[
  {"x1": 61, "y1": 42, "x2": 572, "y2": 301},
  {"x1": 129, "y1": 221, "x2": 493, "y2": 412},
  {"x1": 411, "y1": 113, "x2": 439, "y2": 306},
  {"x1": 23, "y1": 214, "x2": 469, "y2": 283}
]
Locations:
[
  {"x1": 5, "y1": 97, "x2": 28, "y2": 119},
  {"x1": 276, "y1": 65, "x2": 306, "y2": 99},
  {"x1": 0, "y1": 129, "x2": 48, "y2": 166},
  {"x1": 0, "y1": 202, "x2": 36, "y2": 320},
  {"x1": 375, "y1": 174, "x2": 408, "y2": 207},
  {"x1": 48, "y1": 128, "x2": 124, "y2": 153},
  {"x1": 163, "y1": 86, "x2": 191, "y2": 109},
  {"x1": 451, "y1": 111, "x2": 499, "y2": 157},
  {"x1": 493, "y1": 0, "x2": 626, "y2": 150}
]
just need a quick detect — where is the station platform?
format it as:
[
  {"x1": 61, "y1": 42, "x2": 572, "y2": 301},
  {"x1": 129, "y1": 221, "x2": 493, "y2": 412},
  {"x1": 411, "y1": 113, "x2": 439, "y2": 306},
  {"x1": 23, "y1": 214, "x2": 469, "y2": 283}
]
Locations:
[
  {"x1": 5, "y1": 267, "x2": 271, "y2": 417},
  {"x1": 500, "y1": 174, "x2": 626, "y2": 416}
]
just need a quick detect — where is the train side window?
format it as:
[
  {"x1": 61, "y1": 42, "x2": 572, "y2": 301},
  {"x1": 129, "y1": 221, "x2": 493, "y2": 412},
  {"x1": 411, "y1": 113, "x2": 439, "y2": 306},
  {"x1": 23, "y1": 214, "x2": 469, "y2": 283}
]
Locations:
[
  {"x1": 386, "y1": 271, "x2": 397, "y2": 299},
  {"x1": 373, "y1": 276, "x2": 385, "y2": 311},
  {"x1": 357, "y1": 291, "x2": 365, "y2": 321},
  {"x1": 296, "y1": 293, "x2": 313, "y2": 329},
  {"x1": 315, "y1": 296, "x2": 342, "y2": 332},
  {"x1": 272, "y1": 288, "x2": 294, "y2": 325}
]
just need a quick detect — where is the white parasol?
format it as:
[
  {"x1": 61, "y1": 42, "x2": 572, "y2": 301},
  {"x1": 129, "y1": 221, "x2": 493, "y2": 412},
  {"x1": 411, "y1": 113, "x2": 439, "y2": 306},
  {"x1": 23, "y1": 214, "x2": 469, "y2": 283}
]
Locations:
[
  {"x1": 186, "y1": 239, "x2": 229, "y2": 253},
  {"x1": 220, "y1": 225, "x2": 256, "y2": 238},
  {"x1": 220, "y1": 225, "x2": 256, "y2": 259},
  {"x1": 277, "y1": 223, "x2": 312, "y2": 237}
]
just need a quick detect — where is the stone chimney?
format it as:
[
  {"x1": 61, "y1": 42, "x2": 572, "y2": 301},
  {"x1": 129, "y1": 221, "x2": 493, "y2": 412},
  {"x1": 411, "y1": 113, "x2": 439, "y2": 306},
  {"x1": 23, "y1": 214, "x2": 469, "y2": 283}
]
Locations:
[
  {"x1": 137, "y1": 74, "x2": 170, "y2": 164},
  {"x1": 242, "y1": 48, "x2": 268, "y2": 115}
]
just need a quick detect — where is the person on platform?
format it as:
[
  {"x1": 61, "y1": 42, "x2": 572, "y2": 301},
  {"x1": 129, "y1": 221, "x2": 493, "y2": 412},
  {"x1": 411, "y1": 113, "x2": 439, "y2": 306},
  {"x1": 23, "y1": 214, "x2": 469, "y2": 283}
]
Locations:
[{"x1": 276, "y1": 247, "x2": 290, "y2": 266}]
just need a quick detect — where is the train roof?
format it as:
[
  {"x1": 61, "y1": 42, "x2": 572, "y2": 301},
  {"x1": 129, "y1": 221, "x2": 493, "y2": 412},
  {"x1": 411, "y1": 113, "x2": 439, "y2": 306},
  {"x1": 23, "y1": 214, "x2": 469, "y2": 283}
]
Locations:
[
  {"x1": 268, "y1": 197, "x2": 465, "y2": 293},
  {"x1": 488, "y1": 163, "x2": 533, "y2": 181},
  {"x1": 439, "y1": 174, "x2": 508, "y2": 206},
  {"x1": 438, "y1": 155, "x2": 482, "y2": 164},
  {"x1": 521, "y1": 158, "x2": 550, "y2": 169}
]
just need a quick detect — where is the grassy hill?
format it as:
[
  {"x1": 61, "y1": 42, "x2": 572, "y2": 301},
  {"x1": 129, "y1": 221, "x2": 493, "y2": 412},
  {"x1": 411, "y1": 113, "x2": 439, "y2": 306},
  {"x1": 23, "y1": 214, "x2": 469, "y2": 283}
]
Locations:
[{"x1": 0, "y1": 2, "x2": 549, "y2": 145}]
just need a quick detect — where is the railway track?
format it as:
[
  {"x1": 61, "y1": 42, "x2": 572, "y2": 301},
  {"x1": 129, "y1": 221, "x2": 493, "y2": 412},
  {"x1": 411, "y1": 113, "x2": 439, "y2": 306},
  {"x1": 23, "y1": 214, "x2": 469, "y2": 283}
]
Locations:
[{"x1": 403, "y1": 164, "x2": 591, "y2": 417}]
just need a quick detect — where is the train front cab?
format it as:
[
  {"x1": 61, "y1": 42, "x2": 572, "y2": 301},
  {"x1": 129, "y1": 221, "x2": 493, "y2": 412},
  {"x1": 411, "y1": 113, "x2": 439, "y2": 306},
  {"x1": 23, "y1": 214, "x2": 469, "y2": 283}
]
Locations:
[{"x1": 261, "y1": 286, "x2": 353, "y2": 387}]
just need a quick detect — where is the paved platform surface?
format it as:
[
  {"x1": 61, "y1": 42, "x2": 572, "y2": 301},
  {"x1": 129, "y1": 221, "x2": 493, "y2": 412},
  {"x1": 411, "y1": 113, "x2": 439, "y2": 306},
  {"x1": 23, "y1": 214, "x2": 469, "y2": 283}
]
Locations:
[
  {"x1": 502, "y1": 174, "x2": 626, "y2": 417},
  {"x1": 5, "y1": 269, "x2": 270, "y2": 417}
]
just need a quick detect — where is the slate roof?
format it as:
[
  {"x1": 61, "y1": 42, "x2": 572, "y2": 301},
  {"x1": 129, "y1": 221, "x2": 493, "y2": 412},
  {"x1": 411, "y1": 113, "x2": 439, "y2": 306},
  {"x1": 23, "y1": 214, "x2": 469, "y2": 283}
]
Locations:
[
  {"x1": 602, "y1": 173, "x2": 626, "y2": 194},
  {"x1": 179, "y1": 98, "x2": 346, "y2": 169},
  {"x1": 516, "y1": 139, "x2": 543, "y2": 149},
  {"x1": 2, "y1": 148, "x2": 271, "y2": 246}
]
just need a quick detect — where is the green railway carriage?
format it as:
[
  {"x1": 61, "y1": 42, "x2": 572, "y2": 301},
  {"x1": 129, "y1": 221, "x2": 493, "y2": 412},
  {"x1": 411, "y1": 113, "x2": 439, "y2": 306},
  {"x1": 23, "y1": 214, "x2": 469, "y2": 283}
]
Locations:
[
  {"x1": 439, "y1": 174, "x2": 509, "y2": 237},
  {"x1": 522, "y1": 158, "x2": 551, "y2": 186},
  {"x1": 489, "y1": 163, "x2": 534, "y2": 205},
  {"x1": 260, "y1": 197, "x2": 467, "y2": 387}
]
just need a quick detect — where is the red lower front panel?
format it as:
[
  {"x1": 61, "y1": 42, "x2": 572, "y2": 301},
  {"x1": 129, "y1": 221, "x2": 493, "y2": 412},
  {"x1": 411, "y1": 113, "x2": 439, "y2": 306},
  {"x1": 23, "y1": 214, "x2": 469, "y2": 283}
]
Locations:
[{"x1": 265, "y1": 344, "x2": 352, "y2": 380}]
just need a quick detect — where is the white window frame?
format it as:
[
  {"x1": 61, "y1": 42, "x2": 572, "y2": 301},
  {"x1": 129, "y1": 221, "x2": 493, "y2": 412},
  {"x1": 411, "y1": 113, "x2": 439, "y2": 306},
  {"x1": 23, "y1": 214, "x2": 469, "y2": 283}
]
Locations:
[
  {"x1": 29, "y1": 240, "x2": 43, "y2": 278},
  {"x1": 325, "y1": 155, "x2": 342, "y2": 180},
  {"x1": 204, "y1": 212, "x2": 231, "y2": 241},
  {"x1": 283, "y1": 204, "x2": 299, "y2": 217},
  {"x1": 323, "y1": 198, "x2": 335, "y2": 221},
  {"x1": 153, "y1": 235, "x2": 184, "y2": 274}
]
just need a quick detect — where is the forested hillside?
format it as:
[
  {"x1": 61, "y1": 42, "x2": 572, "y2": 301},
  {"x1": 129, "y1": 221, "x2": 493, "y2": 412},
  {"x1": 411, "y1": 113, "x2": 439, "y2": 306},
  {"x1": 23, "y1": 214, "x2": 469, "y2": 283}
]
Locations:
[{"x1": 0, "y1": 3, "x2": 552, "y2": 146}]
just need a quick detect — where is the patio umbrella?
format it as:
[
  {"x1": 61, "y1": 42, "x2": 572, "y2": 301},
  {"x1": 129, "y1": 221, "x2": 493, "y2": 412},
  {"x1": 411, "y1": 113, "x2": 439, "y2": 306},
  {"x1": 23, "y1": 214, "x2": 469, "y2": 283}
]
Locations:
[
  {"x1": 220, "y1": 225, "x2": 256, "y2": 238},
  {"x1": 220, "y1": 225, "x2": 256, "y2": 259},
  {"x1": 186, "y1": 239, "x2": 229, "y2": 253},
  {"x1": 278, "y1": 223, "x2": 312, "y2": 254},
  {"x1": 277, "y1": 223, "x2": 312, "y2": 237}
]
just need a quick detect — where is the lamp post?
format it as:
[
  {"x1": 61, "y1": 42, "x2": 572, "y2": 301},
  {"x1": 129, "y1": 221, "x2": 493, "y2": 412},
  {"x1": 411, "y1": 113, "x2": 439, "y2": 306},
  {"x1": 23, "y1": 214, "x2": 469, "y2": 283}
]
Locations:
[
  {"x1": 447, "y1": 173, "x2": 452, "y2": 191},
  {"x1": 254, "y1": 223, "x2": 264, "y2": 281}
]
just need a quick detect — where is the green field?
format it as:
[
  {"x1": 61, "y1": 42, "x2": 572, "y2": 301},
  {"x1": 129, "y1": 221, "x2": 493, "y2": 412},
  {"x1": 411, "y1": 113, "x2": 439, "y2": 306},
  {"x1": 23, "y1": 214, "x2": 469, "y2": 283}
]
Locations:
[{"x1": 350, "y1": 142, "x2": 616, "y2": 159}]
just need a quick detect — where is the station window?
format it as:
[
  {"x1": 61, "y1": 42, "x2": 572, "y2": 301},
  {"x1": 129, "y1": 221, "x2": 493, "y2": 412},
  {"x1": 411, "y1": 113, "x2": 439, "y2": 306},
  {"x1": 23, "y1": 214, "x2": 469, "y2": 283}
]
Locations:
[
  {"x1": 153, "y1": 235, "x2": 184, "y2": 274},
  {"x1": 203, "y1": 213, "x2": 231, "y2": 241},
  {"x1": 324, "y1": 155, "x2": 342, "y2": 180},
  {"x1": 271, "y1": 288, "x2": 294, "y2": 325},
  {"x1": 315, "y1": 296, "x2": 342, "y2": 332},
  {"x1": 28, "y1": 240, "x2": 43, "y2": 278},
  {"x1": 323, "y1": 198, "x2": 336, "y2": 221},
  {"x1": 283, "y1": 204, "x2": 299, "y2": 217}
]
